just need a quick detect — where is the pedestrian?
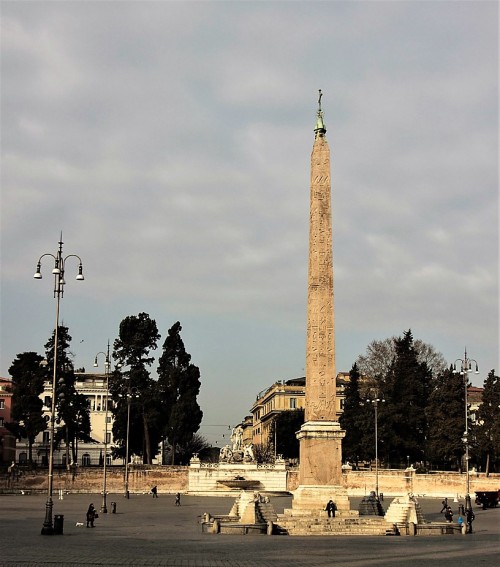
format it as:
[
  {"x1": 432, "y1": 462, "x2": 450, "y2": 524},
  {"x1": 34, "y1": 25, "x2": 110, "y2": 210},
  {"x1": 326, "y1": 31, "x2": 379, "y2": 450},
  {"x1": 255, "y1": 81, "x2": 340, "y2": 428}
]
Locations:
[
  {"x1": 440, "y1": 497, "x2": 448, "y2": 513},
  {"x1": 86, "y1": 503, "x2": 96, "y2": 528},
  {"x1": 325, "y1": 499, "x2": 336, "y2": 518},
  {"x1": 466, "y1": 508, "x2": 475, "y2": 534},
  {"x1": 151, "y1": 486, "x2": 158, "y2": 498},
  {"x1": 444, "y1": 506, "x2": 453, "y2": 523},
  {"x1": 175, "y1": 492, "x2": 181, "y2": 506}
]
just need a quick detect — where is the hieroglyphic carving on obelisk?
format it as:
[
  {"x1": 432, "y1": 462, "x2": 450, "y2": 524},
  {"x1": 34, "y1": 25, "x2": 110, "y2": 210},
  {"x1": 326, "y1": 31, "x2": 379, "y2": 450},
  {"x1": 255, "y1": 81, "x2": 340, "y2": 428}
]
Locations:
[{"x1": 305, "y1": 89, "x2": 336, "y2": 423}]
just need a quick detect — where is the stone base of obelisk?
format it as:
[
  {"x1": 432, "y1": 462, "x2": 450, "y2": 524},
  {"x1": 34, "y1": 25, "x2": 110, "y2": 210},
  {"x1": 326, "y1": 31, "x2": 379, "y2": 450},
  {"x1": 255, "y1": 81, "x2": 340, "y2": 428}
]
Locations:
[{"x1": 287, "y1": 421, "x2": 356, "y2": 516}]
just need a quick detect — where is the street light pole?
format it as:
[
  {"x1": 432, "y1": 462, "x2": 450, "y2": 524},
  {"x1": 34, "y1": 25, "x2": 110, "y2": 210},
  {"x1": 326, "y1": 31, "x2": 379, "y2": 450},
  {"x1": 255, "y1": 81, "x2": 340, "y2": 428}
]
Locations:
[
  {"x1": 453, "y1": 348, "x2": 479, "y2": 511},
  {"x1": 367, "y1": 395, "x2": 385, "y2": 498},
  {"x1": 94, "y1": 341, "x2": 111, "y2": 514},
  {"x1": 34, "y1": 234, "x2": 84, "y2": 535},
  {"x1": 123, "y1": 384, "x2": 139, "y2": 499}
]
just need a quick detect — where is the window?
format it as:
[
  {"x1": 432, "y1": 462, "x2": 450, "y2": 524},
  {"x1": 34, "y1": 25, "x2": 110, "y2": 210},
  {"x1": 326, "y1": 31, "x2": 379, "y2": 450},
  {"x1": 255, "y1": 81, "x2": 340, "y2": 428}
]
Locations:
[
  {"x1": 44, "y1": 396, "x2": 51, "y2": 408},
  {"x1": 43, "y1": 432, "x2": 50, "y2": 444},
  {"x1": 0, "y1": 399, "x2": 5, "y2": 409},
  {"x1": 340, "y1": 398, "x2": 345, "y2": 410},
  {"x1": 106, "y1": 454, "x2": 112, "y2": 465},
  {"x1": 106, "y1": 432, "x2": 111, "y2": 444},
  {"x1": 290, "y1": 398, "x2": 297, "y2": 409},
  {"x1": 0, "y1": 417, "x2": 4, "y2": 427},
  {"x1": 106, "y1": 416, "x2": 112, "y2": 423},
  {"x1": 82, "y1": 453, "x2": 91, "y2": 466}
]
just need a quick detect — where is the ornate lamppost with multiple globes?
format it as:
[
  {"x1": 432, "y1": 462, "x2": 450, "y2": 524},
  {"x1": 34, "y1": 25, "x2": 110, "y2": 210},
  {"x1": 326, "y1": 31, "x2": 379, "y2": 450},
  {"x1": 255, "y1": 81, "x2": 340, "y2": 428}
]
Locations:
[
  {"x1": 453, "y1": 348, "x2": 479, "y2": 511},
  {"x1": 94, "y1": 341, "x2": 111, "y2": 514},
  {"x1": 34, "y1": 234, "x2": 84, "y2": 535}
]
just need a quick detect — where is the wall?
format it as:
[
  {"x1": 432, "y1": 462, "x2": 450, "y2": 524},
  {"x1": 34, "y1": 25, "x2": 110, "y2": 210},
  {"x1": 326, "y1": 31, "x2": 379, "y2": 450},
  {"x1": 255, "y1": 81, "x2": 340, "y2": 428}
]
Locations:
[{"x1": 1, "y1": 464, "x2": 498, "y2": 499}]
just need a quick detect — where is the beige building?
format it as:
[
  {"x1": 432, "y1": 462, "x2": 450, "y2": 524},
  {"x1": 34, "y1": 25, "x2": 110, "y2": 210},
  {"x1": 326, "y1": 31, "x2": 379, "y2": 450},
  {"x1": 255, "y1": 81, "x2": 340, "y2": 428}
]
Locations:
[
  {"x1": 250, "y1": 373, "x2": 351, "y2": 447},
  {"x1": 16, "y1": 372, "x2": 119, "y2": 467}
]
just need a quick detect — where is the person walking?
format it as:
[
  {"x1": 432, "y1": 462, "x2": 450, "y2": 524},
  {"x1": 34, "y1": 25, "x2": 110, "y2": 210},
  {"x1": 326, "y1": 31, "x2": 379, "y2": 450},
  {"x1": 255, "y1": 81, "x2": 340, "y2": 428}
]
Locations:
[
  {"x1": 440, "y1": 497, "x2": 448, "y2": 513},
  {"x1": 175, "y1": 492, "x2": 181, "y2": 506},
  {"x1": 151, "y1": 486, "x2": 158, "y2": 498},
  {"x1": 466, "y1": 508, "x2": 475, "y2": 534},
  {"x1": 86, "y1": 503, "x2": 97, "y2": 528},
  {"x1": 325, "y1": 499, "x2": 336, "y2": 518}
]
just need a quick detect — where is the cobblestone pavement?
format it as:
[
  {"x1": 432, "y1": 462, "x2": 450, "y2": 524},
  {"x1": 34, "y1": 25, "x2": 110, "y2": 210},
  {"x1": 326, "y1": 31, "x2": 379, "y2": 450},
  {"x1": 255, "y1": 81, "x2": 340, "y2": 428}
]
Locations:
[{"x1": 0, "y1": 493, "x2": 498, "y2": 567}]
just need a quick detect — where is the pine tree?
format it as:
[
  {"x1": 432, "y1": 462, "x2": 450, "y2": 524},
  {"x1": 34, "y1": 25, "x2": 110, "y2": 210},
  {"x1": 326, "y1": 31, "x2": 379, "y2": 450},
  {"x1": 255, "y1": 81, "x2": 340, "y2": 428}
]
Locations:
[
  {"x1": 339, "y1": 364, "x2": 372, "y2": 466},
  {"x1": 426, "y1": 366, "x2": 464, "y2": 470},
  {"x1": 112, "y1": 313, "x2": 161, "y2": 464},
  {"x1": 474, "y1": 370, "x2": 500, "y2": 474},
  {"x1": 7, "y1": 352, "x2": 47, "y2": 464},
  {"x1": 157, "y1": 322, "x2": 203, "y2": 465},
  {"x1": 44, "y1": 326, "x2": 91, "y2": 465},
  {"x1": 382, "y1": 330, "x2": 433, "y2": 466}
]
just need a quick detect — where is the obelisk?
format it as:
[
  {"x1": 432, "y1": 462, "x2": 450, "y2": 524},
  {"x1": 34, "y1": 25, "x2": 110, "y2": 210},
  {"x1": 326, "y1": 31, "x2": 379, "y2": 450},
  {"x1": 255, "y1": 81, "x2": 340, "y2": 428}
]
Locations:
[{"x1": 292, "y1": 91, "x2": 350, "y2": 513}]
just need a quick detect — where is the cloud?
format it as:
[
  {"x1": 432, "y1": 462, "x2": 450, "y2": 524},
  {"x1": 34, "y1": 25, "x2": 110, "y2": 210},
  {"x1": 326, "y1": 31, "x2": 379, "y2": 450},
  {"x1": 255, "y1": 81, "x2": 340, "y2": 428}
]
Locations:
[{"x1": 1, "y1": 1, "x2": 498, "y2": 430}]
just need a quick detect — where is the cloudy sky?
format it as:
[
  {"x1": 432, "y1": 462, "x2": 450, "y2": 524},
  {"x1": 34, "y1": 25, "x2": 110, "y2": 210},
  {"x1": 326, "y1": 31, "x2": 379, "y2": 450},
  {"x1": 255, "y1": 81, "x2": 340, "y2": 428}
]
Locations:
[{"x1": 1, "y1": 1, "x2": 498, "y2": 446}]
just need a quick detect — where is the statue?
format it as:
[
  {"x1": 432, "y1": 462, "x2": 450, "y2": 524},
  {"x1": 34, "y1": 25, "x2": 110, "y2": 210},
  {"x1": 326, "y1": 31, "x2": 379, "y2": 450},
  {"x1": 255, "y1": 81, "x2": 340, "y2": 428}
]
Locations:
[
  {"x1": 243, "y1": 444, "x2": 254, "y2": 462},
  {"x1": 219, "y1": 445, "x2": 233, "y2": 462},
  {"x1": 230, "y1": 426, "x2": 243, "y2": 452}
]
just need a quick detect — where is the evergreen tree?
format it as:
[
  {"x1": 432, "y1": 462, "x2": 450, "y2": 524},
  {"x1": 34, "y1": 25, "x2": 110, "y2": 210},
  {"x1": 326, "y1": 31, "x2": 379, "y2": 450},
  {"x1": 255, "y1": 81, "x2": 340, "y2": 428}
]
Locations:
[
  {"x1": 474, "y1": 370, "x2": 500, "y2": 474},
  {"x1": 426, "y1": 366, "x2": 464, "y2": 470},
  {"x1": 157, "y1": 322, "x2": 203, "y2": 465},
  {"x1": 112, "y1": 313, "x2": 161, "y2": 464},
  {"x1": 44, "y1": 326, "x2": 91, "y2": 465},
  {"x1": 7, "y1": 352, "x2": 47, "y2": 464},
  {"x1": 339, "y1": 364, "x2": 372, "y2": 466},
  {"x1": 382, "y1": 330, "x2": 433, "y2": 466},
  {"x1": 271, "y1": 408, "x2": 304, "y2": 460}
]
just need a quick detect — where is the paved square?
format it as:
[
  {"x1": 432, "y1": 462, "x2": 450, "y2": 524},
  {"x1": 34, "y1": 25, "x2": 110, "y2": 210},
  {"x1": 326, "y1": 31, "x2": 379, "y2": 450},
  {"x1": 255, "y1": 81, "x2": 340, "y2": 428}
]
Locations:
[{"x1": 0, "y1": 493, "x2": 498, "y2": 566}]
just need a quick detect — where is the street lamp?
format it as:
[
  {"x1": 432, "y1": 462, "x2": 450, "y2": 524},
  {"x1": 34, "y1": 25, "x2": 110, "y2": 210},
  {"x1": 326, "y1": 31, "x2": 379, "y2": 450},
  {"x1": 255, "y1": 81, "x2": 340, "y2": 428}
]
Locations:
[
  {"x1": 366, "y1": 394, "x2": 385, "y2": 498},
  {"x1": 94, "y1": 341, "x2": 111, "y2": 514},
  {"x1": 34, "y1": 234, "x2": 84, "y2": 535},
  {"x1": 453, "y1": 348, "x2": 479, "y2": 511},
  {"x1": 123, "y1": 384, "x2": 139, "y2": 499}
]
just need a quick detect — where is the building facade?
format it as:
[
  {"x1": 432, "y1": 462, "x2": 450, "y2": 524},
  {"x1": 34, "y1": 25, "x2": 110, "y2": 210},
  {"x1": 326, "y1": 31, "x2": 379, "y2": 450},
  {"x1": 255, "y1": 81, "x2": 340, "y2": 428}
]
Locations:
[
  {"x1": 0, "y1": 377, "x2": 15, "y2": 464},
  {"x1": 250, "y1": 373, "x2": 350, "y2": 448},
  {"x1": 16, "y1": 372, "x2": 119, "y2": 467}
]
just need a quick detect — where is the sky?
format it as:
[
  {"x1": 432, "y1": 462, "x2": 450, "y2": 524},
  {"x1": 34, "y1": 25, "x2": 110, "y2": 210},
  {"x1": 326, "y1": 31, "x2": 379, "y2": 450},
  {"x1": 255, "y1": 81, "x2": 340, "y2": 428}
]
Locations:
[{"x1": 1, "y1": 1, "x2": 498, "y2": 447}]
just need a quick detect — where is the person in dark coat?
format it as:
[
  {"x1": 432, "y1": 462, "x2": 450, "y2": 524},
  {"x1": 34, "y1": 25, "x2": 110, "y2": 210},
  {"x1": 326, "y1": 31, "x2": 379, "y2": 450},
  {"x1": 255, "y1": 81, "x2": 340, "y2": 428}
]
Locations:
[
  {"x1": 325, "y1": 499, "x2": 337, "y2": 518},
  {"x1": 466, "y1": 508, "x2": 475, "y2": 534},
  {"x1": 86, "y1": 503, "x2": 96, "y2": 528},
  {"x1": 444, "y1": 506, "x2": 453, "y2": 522},
  {"x1": 440, "y1": 497, "x2": 448, "y2": 513},
  {"x1": 151, "y1": 486, "x2": 158, "y2": 498},
  {"x1": 175, "y1": 492, "x2": 181, "y2": 506}
]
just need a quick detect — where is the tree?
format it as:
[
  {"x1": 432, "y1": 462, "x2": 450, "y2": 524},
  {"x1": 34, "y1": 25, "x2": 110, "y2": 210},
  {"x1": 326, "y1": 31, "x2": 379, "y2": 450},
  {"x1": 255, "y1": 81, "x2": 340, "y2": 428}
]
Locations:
[
  {"x1": 157, "y1": 322, "x2": 203, "y2": 465},
  {"x1": 357, "y1": 336, "x2": 446, "y2": 388},
  {"x1": 271, "y1": 408, "x2": 304, "y2": 460},
  {"x1": 7, "y1": 352, "x2": 47, "y2": 464},
  {"x1": 382, "y1": 330, "x2": 433, "y2": 467},
  {"x1": 339, "y1": 364, "x2": 372, "y2": 466},
  {"x1": 165, "y1": 433, "x2": 210, "y2": 465},
  {"x1": 44, "y1": 325, "x2": 91, "y2": 466},
  {"x1": 112, "y1": 313, "x2": 161, "y2": 464},
  {"x1": 474, "y1": 370, "x2": 500, "y2": 474},
  {"x1": 426, "y1": 366, "x2": 464, "y2": 470}
]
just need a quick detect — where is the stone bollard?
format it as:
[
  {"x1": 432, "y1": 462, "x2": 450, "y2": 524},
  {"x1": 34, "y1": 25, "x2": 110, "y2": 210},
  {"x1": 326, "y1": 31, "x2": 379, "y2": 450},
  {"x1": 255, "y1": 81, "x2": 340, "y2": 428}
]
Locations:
[
  {"x1": 111, "y1": 502, "x2": 116, "y2": 514},
  {"x1": 212, "y1": 519, "x2": 220, "y2": 534}
]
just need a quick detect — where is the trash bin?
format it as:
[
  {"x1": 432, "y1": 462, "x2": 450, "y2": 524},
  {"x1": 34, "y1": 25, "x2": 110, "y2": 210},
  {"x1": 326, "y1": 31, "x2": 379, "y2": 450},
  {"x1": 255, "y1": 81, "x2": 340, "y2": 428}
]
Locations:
[
  {"x1": 54, "y1": 514, "x2": 64, "y2": 535},
  {"x1": 111, "y1": 502, "x2": 116, "y2": 514}
]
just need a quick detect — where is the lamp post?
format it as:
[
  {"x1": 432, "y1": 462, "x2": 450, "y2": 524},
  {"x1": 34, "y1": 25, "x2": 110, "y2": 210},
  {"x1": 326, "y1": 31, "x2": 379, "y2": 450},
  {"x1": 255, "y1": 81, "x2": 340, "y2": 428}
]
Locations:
[
  {"x1": 94, "y1": 341, "x2": 111, "y2": 514},
  {"x1": 453, "y1": 348, "x2": 479, "y2": 511},
  {"x1": 34, "y1": 234, "x2": 84, "y2": 535},
  {"x1": 366, "y1": 394, "x2": 385, "y2": 498},
  {"x1": 123, "y1": 385, "x2": 139, "y2": 499}
]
